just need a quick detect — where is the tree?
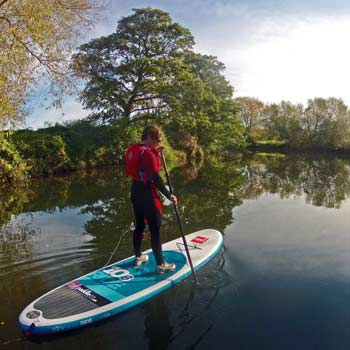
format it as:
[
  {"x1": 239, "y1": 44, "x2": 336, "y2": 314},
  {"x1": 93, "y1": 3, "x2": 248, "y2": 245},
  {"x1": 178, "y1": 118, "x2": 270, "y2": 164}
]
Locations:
[
  {"x1": 72, "y1": 7, "x2": 195, "y2": 124},
  {"x1": 263, "y1": 101, "x2": 304, "y2": 145},
  {"x1": 185, "y1": 53, "x2": 233, "y2": 99},
  {"x1": 302, "y1": 97, "x2": 349, "y2": 148},
  {"x1": 235, "y1": 97, "x2": 265, "y2": 132},
  {"x1": 0, "y1": 0, "x2": 102, "y2": 128},
  {"x1": 162, "y1": 53, "x2": 244, "y2": 150},
  {"x1": 183, "y1": 53, "x2": 245, "y2": 151},
  {"x1": 73, "y1": 8, "x2": 245, "y2": 152}
]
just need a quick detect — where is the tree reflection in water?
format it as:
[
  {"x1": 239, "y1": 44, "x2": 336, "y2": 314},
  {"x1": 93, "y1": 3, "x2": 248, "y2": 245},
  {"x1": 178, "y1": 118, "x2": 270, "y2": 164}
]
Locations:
[
  {"x1": 240, "y1": 154, "x2": 350, "y2": 208},
  {"x1": 0, "y1": 214, "x2": 40, "y2": 263},
  {"x1": 1, "y1": 154, "x2": 350, "y2": 265}
]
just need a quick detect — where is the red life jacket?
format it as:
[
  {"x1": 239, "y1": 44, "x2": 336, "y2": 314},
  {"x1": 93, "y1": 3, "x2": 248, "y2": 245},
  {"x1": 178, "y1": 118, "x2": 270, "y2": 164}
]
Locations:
[{"x1": 125, "y1": 144, "x2": 161, "y2": 181}]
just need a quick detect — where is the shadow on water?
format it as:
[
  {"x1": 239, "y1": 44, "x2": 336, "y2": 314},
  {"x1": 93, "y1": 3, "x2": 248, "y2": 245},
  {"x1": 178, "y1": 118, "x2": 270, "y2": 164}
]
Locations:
[{"x1": 141, "y1": 250, "x2": 236, "y2": 350}]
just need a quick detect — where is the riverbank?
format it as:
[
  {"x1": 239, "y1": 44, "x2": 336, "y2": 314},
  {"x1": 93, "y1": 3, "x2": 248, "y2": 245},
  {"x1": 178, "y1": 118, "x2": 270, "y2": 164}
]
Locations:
[
  {"x1": 0, "y1": 121, "x2": 186, "y2": 185},
  {"x1": 4, "y1": 119, "x2": 350, "y2": 186},
  {"x1": 246, "y1": 139, "x2": 350, "y2": 157}
]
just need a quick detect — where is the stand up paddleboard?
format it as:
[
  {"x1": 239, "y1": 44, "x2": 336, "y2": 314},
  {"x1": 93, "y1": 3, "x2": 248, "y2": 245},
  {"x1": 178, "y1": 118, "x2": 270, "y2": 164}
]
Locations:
[{"x1": 19, "y1": 229, "x2": 223, "y2": 335}]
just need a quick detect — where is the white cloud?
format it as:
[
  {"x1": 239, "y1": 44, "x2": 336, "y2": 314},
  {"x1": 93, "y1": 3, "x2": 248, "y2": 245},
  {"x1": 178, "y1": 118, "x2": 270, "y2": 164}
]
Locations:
[{"x1": 223, "y1": 15, "x2": 350, "y2": 104}]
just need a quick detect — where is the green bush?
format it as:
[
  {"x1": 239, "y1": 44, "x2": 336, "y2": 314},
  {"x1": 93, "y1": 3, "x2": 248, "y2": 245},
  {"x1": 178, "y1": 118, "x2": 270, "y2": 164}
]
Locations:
[
  {"x1": 0, "y1": 136, "x2": 28, "y2": 183},
  {"x1": 1, "y1": 119, "x2": 186, "y2": 184},
  {"x1": 12, "y1": 131, "x2": 70, "y2": 176}
]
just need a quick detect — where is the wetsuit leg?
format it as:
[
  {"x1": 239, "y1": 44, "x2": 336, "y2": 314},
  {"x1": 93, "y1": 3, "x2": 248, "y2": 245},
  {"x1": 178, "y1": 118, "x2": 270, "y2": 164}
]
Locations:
[
  {"x1": 131, "y1": 181, "x2": 164, "y2": 265},
  {"x1": 131, "y1": 183, "x2": 146, "y2": 258},
  {"x1": 144, "y1": 196, "x2": 164, "y2": 266}
]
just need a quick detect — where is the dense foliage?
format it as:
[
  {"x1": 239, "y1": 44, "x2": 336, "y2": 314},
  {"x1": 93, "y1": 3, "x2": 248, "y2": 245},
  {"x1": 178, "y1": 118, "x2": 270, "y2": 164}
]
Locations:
[
  {"x1": 0, "y1": 136, "x2": 28, "y2": 183},
  {"x1": 236, "y1": 97, "x2": 350, "y2": 151},
  {"x1": 11, "y1": 120, "x2": 118, "y2": 176},
  {"x1": 0, "y1": 0, "x2": 102, "y2": 127},
  {"x1": 0, "y1": 120, "x2": 184, "y2": 184}
]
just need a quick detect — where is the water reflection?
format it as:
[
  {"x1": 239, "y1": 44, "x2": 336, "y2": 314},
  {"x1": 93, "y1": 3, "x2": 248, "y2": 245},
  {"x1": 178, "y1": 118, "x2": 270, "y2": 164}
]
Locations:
[
  {"x1": 240, "y1": 154, "x2": 350, "y2": 208},
  {"x1": 1, "y1": 154, "x2": 350, "y2": 270},
  {"x1": 2, "y1": 154, "x2": 350, "y2": 274},
  {"x1": 0, "y1": 184, "x2": 33, "y2": 227},
  {"x1": 142, "y1": 251, "x2": 233, "y2": 350},
  {"x1": 0, "y1": 214, "x2": 39, "y2": 261},
  {"x1": 144, "y1": 296, "x2": 173, "y2": 350},
  {"x1": 1, "y1": 153, "x2": 350, "y2": 348}
]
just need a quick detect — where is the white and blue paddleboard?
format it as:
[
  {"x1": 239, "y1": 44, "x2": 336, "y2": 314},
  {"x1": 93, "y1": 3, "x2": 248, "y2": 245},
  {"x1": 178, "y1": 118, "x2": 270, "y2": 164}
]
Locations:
[{"x1": 19, "y1": 229, "x2": 223, "y2": 335}]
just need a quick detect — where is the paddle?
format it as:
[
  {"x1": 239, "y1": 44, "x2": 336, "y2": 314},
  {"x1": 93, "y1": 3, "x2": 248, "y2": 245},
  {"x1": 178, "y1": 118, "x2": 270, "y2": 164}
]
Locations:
[{"x1": 160, "y1": 150, "x2": 199, "y2": 285}]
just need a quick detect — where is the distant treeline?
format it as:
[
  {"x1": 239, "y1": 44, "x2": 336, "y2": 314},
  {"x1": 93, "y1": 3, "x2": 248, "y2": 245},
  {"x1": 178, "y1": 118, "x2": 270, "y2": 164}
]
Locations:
[
  {"x1": 236, "y1": 96, "x2": 350, "y2": 151},
  {"x1": 2, "y1": 95, "x2": 350, "y2": 185}
]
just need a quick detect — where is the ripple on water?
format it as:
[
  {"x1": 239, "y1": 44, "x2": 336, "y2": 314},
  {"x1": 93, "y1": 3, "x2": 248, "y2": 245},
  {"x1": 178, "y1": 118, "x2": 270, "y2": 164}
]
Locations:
[{"x1": 0, "y1": 208, "x2": 97, "y2": 284}]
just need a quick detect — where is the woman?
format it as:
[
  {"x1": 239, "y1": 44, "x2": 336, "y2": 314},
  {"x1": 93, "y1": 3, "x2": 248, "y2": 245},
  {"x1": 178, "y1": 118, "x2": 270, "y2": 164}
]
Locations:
[{"x1": 125, "y1": 125, "x2": 177, "y2": 273}]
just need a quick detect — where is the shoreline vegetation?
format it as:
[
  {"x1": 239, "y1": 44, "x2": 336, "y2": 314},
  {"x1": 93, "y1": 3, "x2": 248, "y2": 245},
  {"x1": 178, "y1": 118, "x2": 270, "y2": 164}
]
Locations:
[
  {"x1": 2, "y1": 8, "x2": 350, "y2": 185},
  {"x1": 2, "y1": 114, "x2": 350, "y2": 187},
  {"x1": 3, "y1": 93, "x2": 350, "y2": 185},
  {"x1": 4, "y1": 90, "x2": 350, "y2": 186},
  {"x1": 0, "y1": 120, "x2": 187, "y2": 185}
]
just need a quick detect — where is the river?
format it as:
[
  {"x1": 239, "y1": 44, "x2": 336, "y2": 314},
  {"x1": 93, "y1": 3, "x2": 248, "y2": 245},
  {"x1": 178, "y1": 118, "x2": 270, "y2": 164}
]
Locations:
[{"x1": 1, "y1": 153, "x2": 350, "y2": 349}]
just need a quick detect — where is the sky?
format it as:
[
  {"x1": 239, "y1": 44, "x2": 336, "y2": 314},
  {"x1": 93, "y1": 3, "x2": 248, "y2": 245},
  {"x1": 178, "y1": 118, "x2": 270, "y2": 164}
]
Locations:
[{"x1": 26, "y1": 0, "x2": 350, "y2": 129}]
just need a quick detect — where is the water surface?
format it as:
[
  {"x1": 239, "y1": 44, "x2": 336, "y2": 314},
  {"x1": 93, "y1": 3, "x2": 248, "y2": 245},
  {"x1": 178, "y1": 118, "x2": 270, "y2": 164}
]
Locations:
[{"x1": 1, "y1": 154, "x2": 350, "y2": 349}]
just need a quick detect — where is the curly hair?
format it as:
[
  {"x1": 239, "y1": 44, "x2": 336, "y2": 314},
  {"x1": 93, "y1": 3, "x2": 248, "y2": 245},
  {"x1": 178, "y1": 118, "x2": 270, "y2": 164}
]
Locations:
[{"x1": 141, "y1": 124, "x2": 164, "y2": 142}]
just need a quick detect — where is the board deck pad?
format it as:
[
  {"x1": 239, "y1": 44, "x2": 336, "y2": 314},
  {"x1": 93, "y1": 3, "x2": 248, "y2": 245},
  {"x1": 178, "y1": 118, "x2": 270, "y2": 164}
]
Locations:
[
  {"x1": 34, "y1": 285, "x2": 99, "y2": 319},
  {"x1": 77, "y1": 251, "x2": 186, "y2": 304},
  {"x1": 19, "y1": 229, "x2": 223, "y2": 335}
]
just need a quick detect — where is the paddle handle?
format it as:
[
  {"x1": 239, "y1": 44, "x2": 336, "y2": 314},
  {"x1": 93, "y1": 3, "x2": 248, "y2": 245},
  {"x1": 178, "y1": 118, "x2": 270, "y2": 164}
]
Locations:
[{"x1": 160, "y1": 151, "x2": 199, "y2": 285}]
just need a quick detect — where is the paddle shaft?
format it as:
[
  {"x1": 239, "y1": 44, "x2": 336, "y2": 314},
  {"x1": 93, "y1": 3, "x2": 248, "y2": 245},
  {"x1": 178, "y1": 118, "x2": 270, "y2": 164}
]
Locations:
[{"x1": 160, "y1": 151, "x2": 199, "y2": 285}]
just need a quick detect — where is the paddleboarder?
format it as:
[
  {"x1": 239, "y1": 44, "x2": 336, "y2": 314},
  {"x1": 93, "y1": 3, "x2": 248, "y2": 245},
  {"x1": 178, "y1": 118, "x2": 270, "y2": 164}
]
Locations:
[{"x1": 126, "y1": 125, "x2": 177, "y2": 273}]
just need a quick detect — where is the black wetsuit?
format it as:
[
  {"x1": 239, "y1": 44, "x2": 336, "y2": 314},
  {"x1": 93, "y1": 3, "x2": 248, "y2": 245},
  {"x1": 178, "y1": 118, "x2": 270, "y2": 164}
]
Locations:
[{"x1": 131, "y1": 155, "x2": 171, "y2": 266}]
